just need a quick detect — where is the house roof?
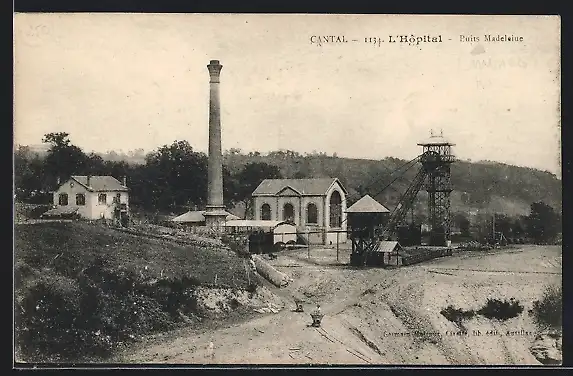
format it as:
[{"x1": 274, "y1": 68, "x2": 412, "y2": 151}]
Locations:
[
  {"x1": 171, "y1": 210, "x2": 240, "y2": 223},
  {"x1": 70, "y1": 176, "x2": 128, "y2": 192},
  {"x1": 346, "y1": 195, "x2": 390, "y2": 213},
  {"x1": 252, "y1": 178, "x2": 347, "y2": 196}
]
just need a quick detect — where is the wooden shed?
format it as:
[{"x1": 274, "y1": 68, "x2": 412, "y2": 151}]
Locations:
[
  {"x1": 223, "y1": 220, "x2": 297, "y2": 253},
  {"x1": 378, "y1": 241, "x2": 404, "y2": 266}
]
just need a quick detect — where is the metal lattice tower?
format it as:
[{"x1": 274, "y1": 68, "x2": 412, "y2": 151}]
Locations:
[{"x1": 418, "y1": 130, "x2": 455, "y2": 246}]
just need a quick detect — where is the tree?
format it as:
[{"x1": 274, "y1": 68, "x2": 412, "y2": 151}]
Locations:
[
  {"x1": 526, "y1": 201, "x2": 561, "y2": 244},
  {"x1": 236, "y1": 162, "x2": 282, "y2": 218},
  {"x1": 511, "y1": 215, "x2": 528, "y2": 238},
  {"x1": 494, "y1": 214, "x2": 512, "y2": 237},
  {"x1": 42, "y1": 132, "x2": 89, "y2": 188},
  {"x1": 453, "y1": 213, "x2": 471, "y2": 237},
  {"x1": 140, "y1": 140, "x2": 208, "y2": 212},
  {"x1": 223, "y1": 166, "x2": 239, "y2": 208},
  {"x1": 14, "y1": 145, "x2": 45, "y2": 202}
]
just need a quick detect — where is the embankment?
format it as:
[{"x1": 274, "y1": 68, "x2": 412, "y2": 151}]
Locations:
[{"x1": 14, "y1": 221, "x2": 282, "y2": 362}]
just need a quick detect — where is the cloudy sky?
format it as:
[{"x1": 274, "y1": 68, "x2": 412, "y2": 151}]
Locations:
[{"x1": 14, "y1": 14, "x2": 560, "y2": 175}]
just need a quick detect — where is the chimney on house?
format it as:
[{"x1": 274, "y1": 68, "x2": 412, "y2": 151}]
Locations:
[
  {"x1": 122, "y1": 175, "x2": 127, "y2": 187},
  {"x1": 56, "y1": 176, "x2": 61, "y2": 186},
  {"x1": 203, "y1": 59, "x2": 227, "y2": 231},
  {"x1": 87, "y1": 175, "x2": 91, "y2": 187}
]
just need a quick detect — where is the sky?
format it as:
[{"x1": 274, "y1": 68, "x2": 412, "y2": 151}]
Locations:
[{"x1": 14, "y1": 14, "x2": 561, "y2": 175}]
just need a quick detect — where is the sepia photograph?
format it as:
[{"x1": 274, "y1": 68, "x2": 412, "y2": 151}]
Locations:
[{"x1": 13, "y1": 13, "x2": 561, "y2": 366}]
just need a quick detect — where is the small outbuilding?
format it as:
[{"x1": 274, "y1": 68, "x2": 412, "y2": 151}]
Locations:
[
  {"x1": 171, "y1": 210, "x2": 240, "y2": 227},
  {"x1": 346, "y1": 195, "x2": 391, "y2": 257},
  {"x1": 378, "y1": 240, "x2": 404, "y2": 266},
  {"x1": 346, "y1": 194, "x2": 390, "y2": 230},
  {"x1": 223, "y1": 220, "x2": 297, "y2": 254}
]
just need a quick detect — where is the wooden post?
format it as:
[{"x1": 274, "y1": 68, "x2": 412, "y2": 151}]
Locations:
[
  {"x1": 336, "y1": 231, "x2": 340, "y2": 262},
  {"x1": 243, "y1": 259, "x2": 251, "y2": 286},
  {"x1": 307, "y1": 230, "x2": 310, "y2": 259}
]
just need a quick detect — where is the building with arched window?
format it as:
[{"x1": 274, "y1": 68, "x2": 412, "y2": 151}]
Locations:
[{"x1": 251, "y1": 178, "x2": 347, "y2": 245}]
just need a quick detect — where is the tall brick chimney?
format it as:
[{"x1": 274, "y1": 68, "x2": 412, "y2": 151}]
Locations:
[{"x1": 203, "y1": 59, "x2": 227, "y2": 230}]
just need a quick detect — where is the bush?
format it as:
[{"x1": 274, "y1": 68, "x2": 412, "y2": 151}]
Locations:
[
  {"x1": 15, "y1": 222, "x2": 261, "y2": 361},
  {"x1": 529, "y1": 285, "x2": 562, "y2": 329},
  {"x1": 477, "y1": 298, "x2": 524, "y2": 320},
  {"x1": 16, "y1": 268, "x2": 204, "y2": 361},
  {"x1": 440, "y1": 305, "x2": 475, "y2": 324}
]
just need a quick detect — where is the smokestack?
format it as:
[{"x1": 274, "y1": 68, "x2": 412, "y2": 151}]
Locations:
[
  {"x1": 204, "y1": 59, "x2": 227, "y2": 230},
  {"x1": 87, "y1": 175, "x2": 91, "y2": 187}
]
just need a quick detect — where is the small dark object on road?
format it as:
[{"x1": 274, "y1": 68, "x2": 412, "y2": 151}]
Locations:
[{"x1": 311, "y1": 304, "x2": 323, "y2": 327}]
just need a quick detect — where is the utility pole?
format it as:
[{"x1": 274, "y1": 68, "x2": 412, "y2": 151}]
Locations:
[{"x1": 492, "y1": 212, "x2": 496, "y2": 243}]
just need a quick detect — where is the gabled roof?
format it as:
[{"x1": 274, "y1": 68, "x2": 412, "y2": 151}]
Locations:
[
  {"x1": 346, "y1": 195, "x2": 390, "y2": 213},
  {"x1": 252, "y1": 178, "x2": 347, "y2": 196},
  {"x1": 171, "y1": 210, "x2": 240, "y2": 223},
  {"x1": 376, "y1": 240, "x2": 402, "y2": 253},
  {"x1": 276, "y1": 186, "x2": 303, "y2": 196},
  {"x1": 69, "y1": 176, "x2": 128, "y2": 192}
]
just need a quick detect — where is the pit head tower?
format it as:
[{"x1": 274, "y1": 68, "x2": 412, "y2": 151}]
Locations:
[{"x1": 418, "y1": 130, "x2": 455, "y2": 246}]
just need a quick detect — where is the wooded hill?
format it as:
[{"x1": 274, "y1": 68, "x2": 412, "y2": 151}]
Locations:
[
  {"x1": 222, "y1": 150, "x2": 561, "y2": 218},
  {"x1": 16, "y1": 138, "x2": 561, "y2": 219}
]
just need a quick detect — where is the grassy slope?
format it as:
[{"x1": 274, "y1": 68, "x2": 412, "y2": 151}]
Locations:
[
  {"x1": 15, "y1": 221, "x2": 249, "y2": 288},
  {"x1": 14, "y1": 221, "x2": 254, "y2": 362}
]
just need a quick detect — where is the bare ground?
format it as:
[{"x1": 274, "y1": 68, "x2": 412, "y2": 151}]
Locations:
[{"x1": 116, "y1": 244, "x2": 561, "y2": 365}]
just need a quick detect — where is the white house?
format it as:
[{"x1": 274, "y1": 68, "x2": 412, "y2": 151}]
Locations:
[
  {"x1": 251, "y1": 178, "x2": 347, "y2": 245},
  {"x1": 47, "y1": 175, "x2": 129, "y2": 221}
]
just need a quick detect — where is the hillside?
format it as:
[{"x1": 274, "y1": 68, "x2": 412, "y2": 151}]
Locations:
[
  {"x1": 14, "y1": 221, "x2": 268, "y2": 362},
  {"x1": 223, "y1": 152, "x2": 562, "y2": 216}
]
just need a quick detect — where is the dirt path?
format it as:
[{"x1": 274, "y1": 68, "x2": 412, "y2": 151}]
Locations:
[{"x1": 119, "y1": 245, "x2": 561, "y2": 365}]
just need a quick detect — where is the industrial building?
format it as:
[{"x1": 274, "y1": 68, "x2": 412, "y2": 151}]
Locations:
[{"x1": 251, "y1": 178, "x2": 348, "y2": 245}]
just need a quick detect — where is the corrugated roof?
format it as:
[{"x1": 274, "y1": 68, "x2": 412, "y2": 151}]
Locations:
[
  {"x1": 171, "y1": 210, "x2": 240, "y2": 223},
  {"x1": 223, "y1": 220, "x2": 293, "y2": 228},
  {"x1": 346, "y1": 195, "x2": 390, "y2": 213},
  {"x1": 71, "y1": 176, "x2": 128, "y2": 192},
  {"x1": 376, "y1": 241, "x2": 401, "y2": 253},
  {"x1": 252, "y1": 178, "x2": 346, "y2": 196}
]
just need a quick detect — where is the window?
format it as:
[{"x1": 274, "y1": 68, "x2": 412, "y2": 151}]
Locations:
[
  {"x1": 58, "y1": 193, "x2": 68, "y2": 206},
  {"x1": 113, "y1": 193, "x2": 121, "y2": 204},
  {"x1": 98, "y1": 193, "x2": 107, "y2": 205},
  {"x1": 307, "y1": 203, "x2": 318, "y2": 224},
  {"x1": 261, "y1": 203, "x2": 271, "y2": 220},
  {"x1": 283, "y1": 203, "x2": 295, "y2": 223},
  {"x1": 329, "y1": 191, "x2": 342, "y2": 228},
  {"x1": 76, "y1": 193, "x2": 85, "y2": 206}
]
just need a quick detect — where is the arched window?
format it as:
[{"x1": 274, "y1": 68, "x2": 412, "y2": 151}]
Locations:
[
  {"x1": 283, "y1": 203, "x2": 295, "y2": 223},
  {"x1": 76, "y1": 193, "x2": 85, "y2": 206},
  {"x1": 307, "y1": 203, "x2": 318, "y2": 224},
  {"x1": 261, "y1": 203, "x2": 271, "y2": 220},
  {"x1": 329, "y1": 191, "x2": 342, "y2": 228},
  {"x1": 58, "y1": 193, "x2": 68, "y2": 206}
]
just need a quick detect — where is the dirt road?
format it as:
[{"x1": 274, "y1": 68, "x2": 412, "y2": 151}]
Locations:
[{"x1": 119, "y1": 245, "x2": 561, "y2": 365}]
